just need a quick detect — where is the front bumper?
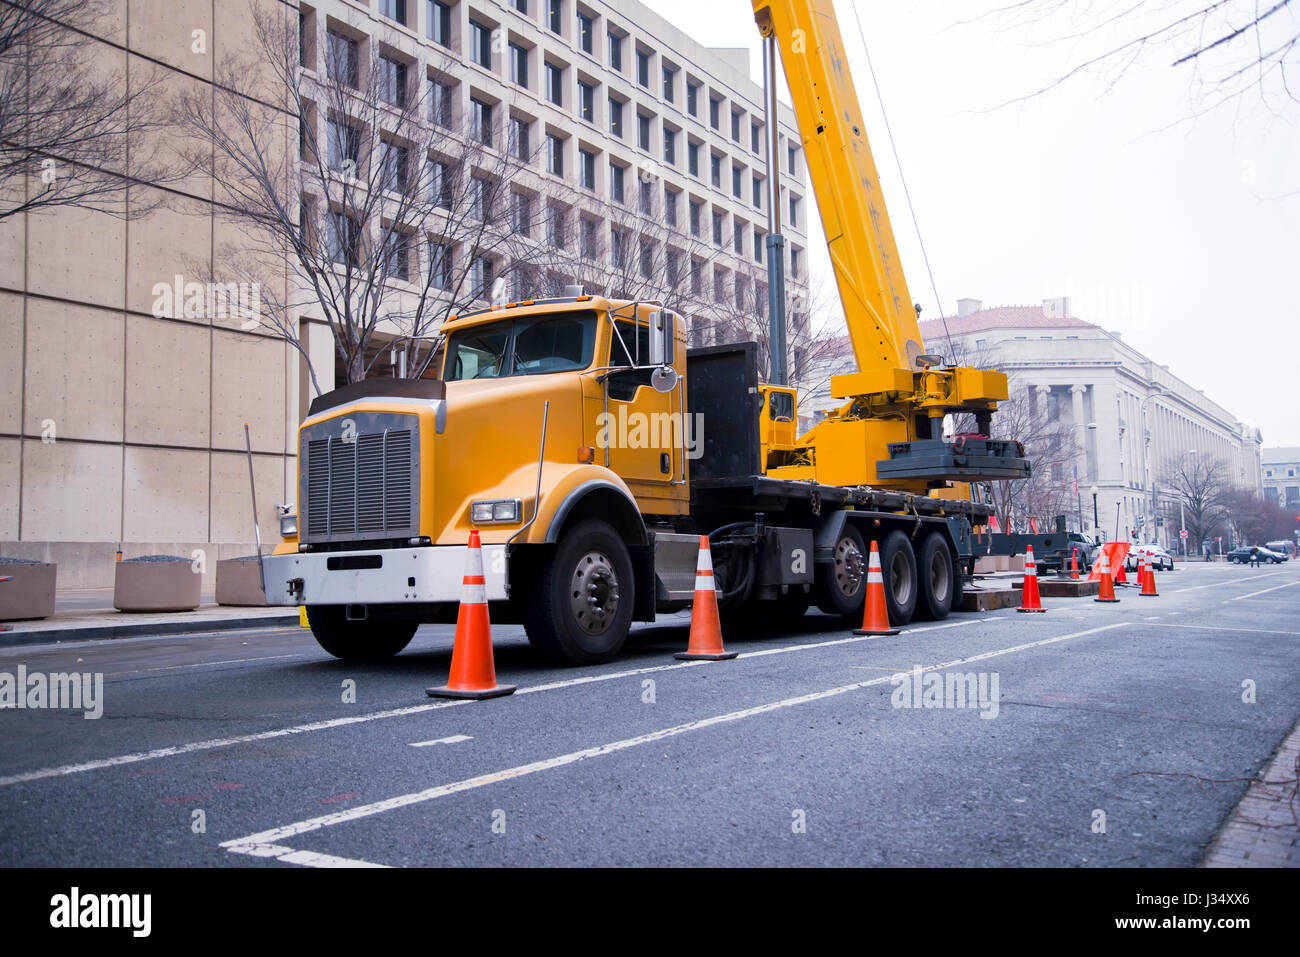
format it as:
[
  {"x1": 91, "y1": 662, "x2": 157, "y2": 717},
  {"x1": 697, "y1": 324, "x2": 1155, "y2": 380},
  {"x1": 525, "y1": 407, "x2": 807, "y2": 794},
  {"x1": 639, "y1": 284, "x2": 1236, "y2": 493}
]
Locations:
[{"x1": 261, "y1": 545, "x2": 510, "y2": 606}]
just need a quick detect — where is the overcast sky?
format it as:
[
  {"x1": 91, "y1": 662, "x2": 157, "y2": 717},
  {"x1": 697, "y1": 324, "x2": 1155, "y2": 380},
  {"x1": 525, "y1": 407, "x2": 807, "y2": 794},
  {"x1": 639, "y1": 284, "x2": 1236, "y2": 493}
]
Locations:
[{"x1": 643, "y1": 0, "x2": 1299, "y2": 448}]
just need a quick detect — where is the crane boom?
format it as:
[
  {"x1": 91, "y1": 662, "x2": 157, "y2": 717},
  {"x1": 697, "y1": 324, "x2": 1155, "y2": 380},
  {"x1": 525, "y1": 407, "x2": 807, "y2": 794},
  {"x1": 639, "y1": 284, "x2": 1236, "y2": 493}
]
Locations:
[
  {"x1": 752, "y1": 0, "x2": 1031, "y2": 492},
  {"x1": 754, "y1": 0, "x2": 922, "y2": 374}
]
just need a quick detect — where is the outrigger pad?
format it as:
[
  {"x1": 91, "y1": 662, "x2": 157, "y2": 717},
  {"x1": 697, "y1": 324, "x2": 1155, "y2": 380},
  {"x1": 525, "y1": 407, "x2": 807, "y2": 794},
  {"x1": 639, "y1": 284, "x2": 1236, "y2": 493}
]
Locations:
[{"x1": 876, "y1": 438, "x2": 1032, "y2": 483}]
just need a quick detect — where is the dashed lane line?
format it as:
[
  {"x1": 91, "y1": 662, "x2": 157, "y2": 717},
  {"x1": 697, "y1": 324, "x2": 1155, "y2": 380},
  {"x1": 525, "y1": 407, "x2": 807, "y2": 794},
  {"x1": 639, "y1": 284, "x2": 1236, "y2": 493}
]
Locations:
[
  {"x1": 221, "y1": 623, "x2": 1127, "y2": 867},
  {"x1": 0, "y1": 618, "x2": 986, "y2": 788}
]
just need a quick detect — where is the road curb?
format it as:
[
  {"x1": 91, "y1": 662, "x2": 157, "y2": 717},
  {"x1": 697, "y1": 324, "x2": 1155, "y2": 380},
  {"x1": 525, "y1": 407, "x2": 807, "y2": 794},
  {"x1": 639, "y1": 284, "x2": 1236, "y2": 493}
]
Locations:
[{"x1": 0, "y1": 613, "x2": 302, "y2": 647}]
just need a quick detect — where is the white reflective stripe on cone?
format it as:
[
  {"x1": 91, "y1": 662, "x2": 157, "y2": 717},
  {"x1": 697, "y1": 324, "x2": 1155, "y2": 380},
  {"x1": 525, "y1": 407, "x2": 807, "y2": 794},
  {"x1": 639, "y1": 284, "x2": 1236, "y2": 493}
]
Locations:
[
  {"x1": 867, "y1": 571, "x2": 884, "y2": 584},
  {"x1": 695, "y1": 574, "x2": 715, "y2": 592},
  {"x1": 696, "y1": 545, "x2": 714, "y2": 574},
  {"x1": 461, "y1": 578, "x2": 487, "y2": 604}
]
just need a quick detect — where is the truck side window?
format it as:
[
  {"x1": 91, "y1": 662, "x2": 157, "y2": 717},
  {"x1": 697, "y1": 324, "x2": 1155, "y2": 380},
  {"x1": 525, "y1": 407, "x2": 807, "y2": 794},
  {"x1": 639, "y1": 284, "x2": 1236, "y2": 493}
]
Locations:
[
  {"x1": 768, "y1": 391, "x2": 794, "y2": 421},
  {"x1": 609, "y1": 319, "x2": 653, "y2": 401}
]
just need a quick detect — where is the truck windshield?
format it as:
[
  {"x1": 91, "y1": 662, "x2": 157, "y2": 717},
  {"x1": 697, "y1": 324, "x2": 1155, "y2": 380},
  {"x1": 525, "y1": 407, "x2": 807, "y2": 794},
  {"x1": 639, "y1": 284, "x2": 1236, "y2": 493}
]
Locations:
[{"x1": 443, "y1": 312, "x2": 599, "y2": 381}]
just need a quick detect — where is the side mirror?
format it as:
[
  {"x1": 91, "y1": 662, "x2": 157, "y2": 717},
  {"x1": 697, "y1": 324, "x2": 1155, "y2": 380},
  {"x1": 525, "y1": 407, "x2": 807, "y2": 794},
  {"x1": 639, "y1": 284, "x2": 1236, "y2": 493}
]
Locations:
[{"x1": 649, "y1": 309, "x2": 675, "y2": 368}]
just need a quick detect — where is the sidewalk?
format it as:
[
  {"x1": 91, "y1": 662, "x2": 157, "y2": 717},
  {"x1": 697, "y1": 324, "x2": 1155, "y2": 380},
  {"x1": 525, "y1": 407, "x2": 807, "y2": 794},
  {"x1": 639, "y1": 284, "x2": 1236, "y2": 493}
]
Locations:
[
  {"x1": 1201, "y1": 717, "x2": 1300, "y2": 867},
  {"x1": 1, "y1": 588, "x2": 300, "y2": 647}
]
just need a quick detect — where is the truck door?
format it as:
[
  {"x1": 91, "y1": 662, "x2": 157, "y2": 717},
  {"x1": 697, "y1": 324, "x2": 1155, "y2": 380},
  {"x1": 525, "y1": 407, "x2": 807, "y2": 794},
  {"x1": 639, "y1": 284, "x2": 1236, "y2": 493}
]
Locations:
[{"x1": 585, "y1": 317, "x2": 683, "y2": 509}]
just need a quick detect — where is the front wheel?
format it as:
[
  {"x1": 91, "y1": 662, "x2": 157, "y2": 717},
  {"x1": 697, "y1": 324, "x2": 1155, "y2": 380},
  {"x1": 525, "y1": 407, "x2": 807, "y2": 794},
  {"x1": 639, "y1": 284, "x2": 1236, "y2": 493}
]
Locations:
[
  {"x1": 306, "y1": 606, "x2": 418, "y2": 661},
  {"x1": 524, "y1": 519, "x2": 634, "y2": 666}
]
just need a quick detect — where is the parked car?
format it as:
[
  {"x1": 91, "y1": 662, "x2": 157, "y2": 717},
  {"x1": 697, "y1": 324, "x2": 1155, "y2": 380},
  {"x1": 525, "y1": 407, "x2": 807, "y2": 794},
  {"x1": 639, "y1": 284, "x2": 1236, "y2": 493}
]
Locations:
[
  {"x1": 1126, "y1": 544, "x2": 1173, "y2": 572},
  {"x1": 1264, "y1": 541, "x2": 1293, "y2": 561},
  {"x1": 1227, "y1": 546, "x2": 1286, "y2": 565}
]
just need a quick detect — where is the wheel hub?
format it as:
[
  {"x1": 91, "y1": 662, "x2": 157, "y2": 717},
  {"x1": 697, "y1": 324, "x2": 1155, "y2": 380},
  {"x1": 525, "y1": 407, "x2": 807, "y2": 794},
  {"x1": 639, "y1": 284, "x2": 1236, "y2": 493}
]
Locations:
[
  {"x1": 834, "y1": 538, "x2": 864, "y2": 598},
  {"x1": 570, "y1": 552, "x2": 620, "y2": 635}
]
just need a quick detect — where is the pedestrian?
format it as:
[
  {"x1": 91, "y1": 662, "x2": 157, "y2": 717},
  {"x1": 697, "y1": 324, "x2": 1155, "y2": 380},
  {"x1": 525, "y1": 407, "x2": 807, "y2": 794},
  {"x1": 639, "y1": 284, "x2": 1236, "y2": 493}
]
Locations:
[
  {"x1": 1204, "y1": 542, "x2": 1212, "y2": 563},
  {"x1": 1249, "y1": 546, "x2": 1259, "y2": 568}
]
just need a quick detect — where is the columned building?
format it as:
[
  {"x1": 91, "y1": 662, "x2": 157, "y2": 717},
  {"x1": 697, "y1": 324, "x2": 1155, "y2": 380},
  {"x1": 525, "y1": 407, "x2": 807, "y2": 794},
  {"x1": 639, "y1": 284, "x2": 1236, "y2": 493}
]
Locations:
[
  {"x1": 919, "y1": 298, "x2": 1263, "y2": 546},
  {"x1": 1262, "y1": 448, "x2": 1300, "y2": 510}
]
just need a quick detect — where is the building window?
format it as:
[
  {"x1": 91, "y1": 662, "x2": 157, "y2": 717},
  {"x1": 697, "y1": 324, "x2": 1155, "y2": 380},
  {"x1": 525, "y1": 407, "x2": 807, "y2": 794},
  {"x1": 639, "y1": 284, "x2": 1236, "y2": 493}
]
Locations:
[
  {"x1": 663, "y1": 128, "x2": 676, "y2": 165},
  {"x1": 731, "y1": 109, "x2": 742, "y2": 142},
  {"x1": 581, "y1": 218, "x2": 598, "y2": 257},
  {"x1": 687, "y1": 81, "x2": 699, "y2": 117},
  {"x1": 610, "y1": 227, "x2": 626, "y2": 266},
  {"x1": 427, "y1": 0, "x2": 451, "y2": 47},
  {"x1": 689, "y1": 199, "x2": 701, "y2": 236},
  {"x1": 713, "y1": 267, "x2": 726, "y2": 302},
  {"x1": 509, "y1": 43, "x2": 529, "y2": 88},
  {"x1": 636, "y1": 49, "x2": 650, "y2": 87},
  {"x1": 509, "y1": 116, "x2": 530, "y2": 162},
  {"x1": 547, "y1": 133, "x2": 563, "y2": 176},
  {"x1": 608, "y1": 31, "x2": 622, "y2": 71},
  {"x1": 608, "y1": 97, "x2": 623, "y2": 137},
  {"x1": 709, "y1": 95, "x2": 720, "y2": 130},
  {"x1": 511, "y1": 191, "x2": 532, "y2": 237},
  {"x1": 788, "y1": 143, "x2": 799, "y2": 174},
  {"x1": 429, "y1": 241, "x2": 452, "y2": 290},
  {"x1": 789, "y1": 195, "x2": 800, "y2": 227},
  {"x1": 639, "y1": 178, "x2": 652, "y2": 213},
  {"x1": 690, "y1": 258, "x2": 702, "y2": 295},
  {"x1": 790, "y1": 247, "x2": 800, "y2": 278},
  {"x1": 470, "y1": 98, "x2": 493, "y2": 146},
  {"x1": 752, "y1": 175, "x2": 762, "y2": 208},
  {"x1": 470, "y1": 175, "x2": 493, "y2": 221},
  {"x1": 430, "y1": 159, "x2": 453, "y2": 207},
  {"x1": 577, "y1": 11, "x2": 593, "y2": 54},
  {"x1": 328, "y1": 210, "x2": 360, "y2": 266},
  {"x1": 664, "y1": 189, "x2": 677, "y2": 227},
  {"x1": 712, "y1": 210, "x2": 723, "y2": 246},
  {"x1": 731, "y1": 164, "x2": 742, "y2": 198},
  {"x1": 753, "y1": 228, "x2": 763, "y2": 263},
  {"x1": 326, "y1": 30, "x2": 358, "y2": 88},
  {"x1": 514, "y1": 0, "x2": 529, "y2": 14},
  {"x1": 380, "y1": 140, "x2": 408, "y2": 192},
  {"x1": 378, "y1": 56, "x2": 407, "y2": 108},
  {"x1": 326, "y1": 119, "x2": 358, "y2": 173},
  {"x1": 379, "y1": 0, "x2": 408, "y2": 27},
  {"x1": 547, "y1": 205, "x2": 567, "y2": 247},
  {"x1": 470, "y1": 21, "x2": 492, "y2": 69},
  {"x1": 471, "y1": 256, "x2": 495, "y2": 300},
  {"x1": 637, "y1": 113, "x2": 651, "y2": 151},
  {"x1": 666, "y1": 249, "x2": 680, "y2": 285},
  {"x1": 609, "y1": 162, "x2": 624, "y2": 204},
  {"x1": 751, "y1": 122, "x2": 761, "y2": 154},
  {"x1": 549, "y1": 0, "x2": 562, "y2": 35},
  {"x1": 733, "y1": 226, "x2": 744, "y2": 256},
  {"x1": 579, "y1": 148, "x2": 595, "y2": 189},
  {"x1": 545, "y1": 62, "x2": 563, "y2": 106},
  {"x1": 298, "y1": 11, "x2": 313, "y2": 68},
  {"x1": 578, "y1": 80, "x2": 594, "y2": 122},
  {"x1": 639, "y1": 238, "x2": 654, "y2": 278},
  {"x1": 687, "y1": 142, "x2": 699, "y2": 178},
  {"x1": 710, "y1": 153, "x2": 721, "y2": 188},
  {"x1": 662, "y1": 65, "x2": 676, "y2": 102},
  {"x1": 429, "y1": 78, "x2": 452, "y2": 127},
  {"x1": 383, "y1": 230, "x2": 410, "y2": 281}
]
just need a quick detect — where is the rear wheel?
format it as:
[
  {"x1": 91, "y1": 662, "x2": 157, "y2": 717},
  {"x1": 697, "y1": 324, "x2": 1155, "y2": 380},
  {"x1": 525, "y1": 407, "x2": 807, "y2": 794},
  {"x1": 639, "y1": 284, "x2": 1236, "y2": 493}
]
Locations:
[
  {"x1": 813, "y1": 524, "x2": 866, "y2": 622},
  {"x1": 913, "y1": 533, "x2": 955, "y2": 622},
  {"x1": 524, "y1": 519, "x2": 634, "y2": 666},
  {"x1": 879, "y1": 530, "x2": 918, "y2": 626},
  {"x1": 306, "y1": 606, "x2": 417, "y2": 661}
]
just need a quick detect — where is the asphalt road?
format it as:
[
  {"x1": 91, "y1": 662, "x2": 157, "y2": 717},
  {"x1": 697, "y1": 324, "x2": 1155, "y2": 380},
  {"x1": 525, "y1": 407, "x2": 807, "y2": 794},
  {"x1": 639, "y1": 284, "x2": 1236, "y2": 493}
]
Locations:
[{"x1": 1, "y1": 562, "x2": 1297, "y2": 867}]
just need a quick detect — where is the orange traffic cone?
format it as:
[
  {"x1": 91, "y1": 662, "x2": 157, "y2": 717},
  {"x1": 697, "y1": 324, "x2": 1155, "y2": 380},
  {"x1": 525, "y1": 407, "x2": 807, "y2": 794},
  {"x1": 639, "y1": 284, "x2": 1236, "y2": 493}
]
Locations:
[
  {"x1": 1113, "y1": 552, "x2": 1130, "y2": 586},
  {"x1": 853, "y1": 540, "x2": 900, "y2": 636},
  {"x1": 1094, "y1": 548, "x2": 1120, "y2": 603},
  {"x1": 675, "y1": 536, "x2": 738, "y2": 660},
  {"x1": 427, "y1": 531, "x2": 516, "y2": 700},
  {"x1": 1017, "y1": 546, "x2": 1046, "y2": 613},
  {"x1": 1139, "y1": 552, "x2": 1159, "y2": 597},
  {"x1": 1069, "y1": 546, "x2": 1081, "y2": 581}
]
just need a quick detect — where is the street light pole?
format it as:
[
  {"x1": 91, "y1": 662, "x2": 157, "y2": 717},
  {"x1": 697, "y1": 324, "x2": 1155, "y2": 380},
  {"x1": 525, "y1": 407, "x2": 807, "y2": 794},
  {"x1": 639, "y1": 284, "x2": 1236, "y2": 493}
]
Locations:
[
  {"x1": 1140, "y1": 387, "x2": 1169, "y2": 545},
  {"x1": 1091, "y1": 485, "x2": 1100, "y2": 532}
]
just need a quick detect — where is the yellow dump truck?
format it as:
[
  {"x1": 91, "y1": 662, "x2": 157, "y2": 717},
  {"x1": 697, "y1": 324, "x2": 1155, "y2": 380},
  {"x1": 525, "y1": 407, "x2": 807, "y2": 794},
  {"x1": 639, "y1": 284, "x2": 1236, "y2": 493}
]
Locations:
[{"x1": 261, "y1": 0, "x2": 1031, "y2": 664}]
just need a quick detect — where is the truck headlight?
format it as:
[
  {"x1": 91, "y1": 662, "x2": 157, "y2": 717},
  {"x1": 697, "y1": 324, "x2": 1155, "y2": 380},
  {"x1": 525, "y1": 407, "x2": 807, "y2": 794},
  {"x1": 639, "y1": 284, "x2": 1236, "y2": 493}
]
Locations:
[
  {"x1": 279, "y1": 513, "x2": 298, "y2": 537},
  {"x1": 471, "y1": 499, "x2": 522, "y2": 525}
]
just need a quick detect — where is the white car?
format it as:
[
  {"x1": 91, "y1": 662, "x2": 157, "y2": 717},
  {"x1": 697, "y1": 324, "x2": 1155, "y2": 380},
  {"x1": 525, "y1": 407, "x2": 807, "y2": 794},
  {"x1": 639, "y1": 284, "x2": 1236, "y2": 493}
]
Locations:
[{"x1": 1126, "y1": 544, "x2": 1173, "y2": 572}]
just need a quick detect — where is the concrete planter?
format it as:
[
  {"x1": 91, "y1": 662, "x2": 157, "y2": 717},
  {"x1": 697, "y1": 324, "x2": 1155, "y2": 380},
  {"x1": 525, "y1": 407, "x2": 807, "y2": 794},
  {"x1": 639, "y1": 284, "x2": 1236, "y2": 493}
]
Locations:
[
  {"x1": 216, "y1": 557, "x2": 268, "y2": 607},
  {"x1": 114, "y1": 556, "x2": 201, "y2": 612},
  {"x1": 0, "y1": 560, "x2": 57, "y2": 621}
]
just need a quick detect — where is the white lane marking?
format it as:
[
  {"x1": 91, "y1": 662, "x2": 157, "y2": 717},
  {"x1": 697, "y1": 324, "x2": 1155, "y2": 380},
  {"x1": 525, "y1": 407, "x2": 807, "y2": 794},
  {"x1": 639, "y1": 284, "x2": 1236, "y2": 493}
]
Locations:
[
  {"x1": 0, "y1": 617, "x2": 983, "y2": 789},
  {"x1": 1148, "y1": 622, "x2": 1300, "y2": 636},
  {"x1": 409, "y1": 734, "x2": 472, "y2": 748},
  {"x1": 1225, "y1": 580, "x2": 1300, "y2": 602},
  {"x1": 222, "y1": 622, "x2": 1126, "y2": 861},
  {"x1": 110, "y1": 654, "x2": 305, "y2": 677},
  {"x1": 225, "y1": 841, "x2": 388, "y2": 868},
  {"x1": 1165, "y1": 570, "x2": 1288, "y2": 595}
]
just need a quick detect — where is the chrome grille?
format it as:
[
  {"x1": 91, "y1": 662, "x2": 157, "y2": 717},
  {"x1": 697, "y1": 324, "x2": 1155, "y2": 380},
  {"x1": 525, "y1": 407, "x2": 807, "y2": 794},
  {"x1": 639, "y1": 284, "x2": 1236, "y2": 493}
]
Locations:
[{"x1": 301, "y1": 415, "x2": 418, "y2": 544}]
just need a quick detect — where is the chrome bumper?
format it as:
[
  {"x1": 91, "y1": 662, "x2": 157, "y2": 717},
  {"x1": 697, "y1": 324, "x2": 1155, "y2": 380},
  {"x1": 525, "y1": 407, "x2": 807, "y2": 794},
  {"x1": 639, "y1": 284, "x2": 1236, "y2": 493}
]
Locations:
[{"x1": 261, "y1": 545, "x2": 509, "y2": 606}]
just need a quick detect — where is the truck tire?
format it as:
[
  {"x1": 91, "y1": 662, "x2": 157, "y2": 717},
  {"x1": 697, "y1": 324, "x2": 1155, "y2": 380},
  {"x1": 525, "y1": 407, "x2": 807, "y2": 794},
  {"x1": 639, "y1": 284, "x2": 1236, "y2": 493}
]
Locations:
[
  {"x1": 913, "y1": 532, "x2": 955, "y2": 622},
  {"x1": 813, "y1": 523, "x2": 866, "y2": 621},
  {"x1": 879, "y1": 530, "x2": 918, "y2": 626},
  {"x1": 307, "y1": 606, "x2": 418, "y2": 661},
  {"x1": 524, "y1": 519, "x2": 634, "y2": 666}
]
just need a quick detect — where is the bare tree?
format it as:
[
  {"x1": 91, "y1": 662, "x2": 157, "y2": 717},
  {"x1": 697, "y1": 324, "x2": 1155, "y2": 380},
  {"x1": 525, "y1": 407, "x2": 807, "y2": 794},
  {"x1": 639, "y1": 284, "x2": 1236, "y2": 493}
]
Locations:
[
  {"x1": 0, "y1": 0, "x2": 173, "y2": 220},
  {"x1": 1159, "y1": 453, "x2": 1232, "y2": 550},
  {"x1": 1222, "y1": 487, "x2": 1296, "y2": 545},
  {"x1": 972, "y1": 1, "x2": 1300, "y2": 114},
  {"x1": 176, "y1": 3, "x2": 544, "y2": 391}
]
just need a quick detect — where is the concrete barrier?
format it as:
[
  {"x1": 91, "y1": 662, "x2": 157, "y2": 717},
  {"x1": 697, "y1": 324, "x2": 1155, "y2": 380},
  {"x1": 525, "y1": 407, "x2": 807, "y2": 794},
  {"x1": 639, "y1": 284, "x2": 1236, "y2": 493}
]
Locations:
[
  {"x1": 113, "y1": 556, "x2": 202, "y2": 612},
  {"x1": 0, "y1": 560, "x2": 57, "y2": 621},
  {"x1": 216, "y1": 557, "x2": 269, "y2": 607}
]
